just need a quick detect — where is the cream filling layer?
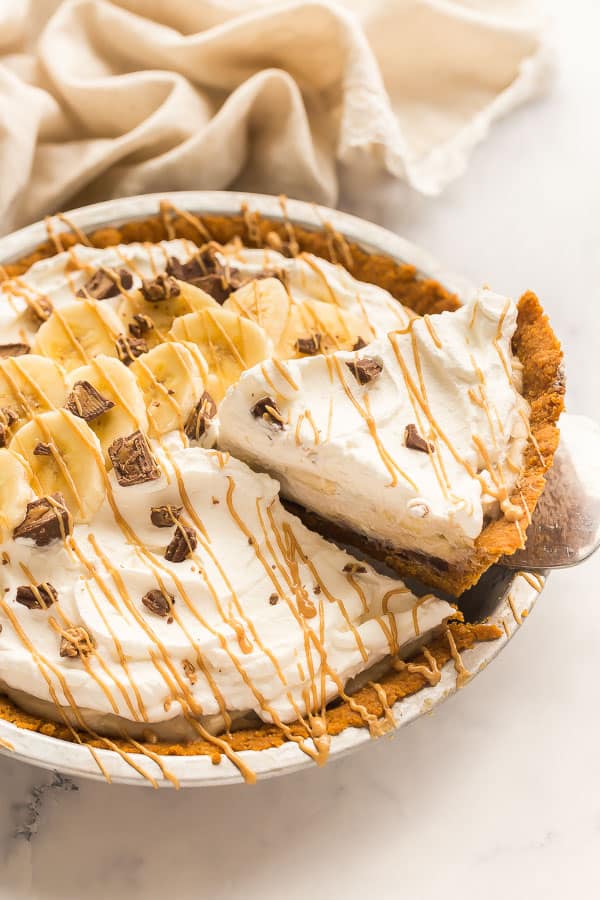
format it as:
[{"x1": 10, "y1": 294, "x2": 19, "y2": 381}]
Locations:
[{"x1": 219, "y1": 290, "x2": 530, "y2": 564}]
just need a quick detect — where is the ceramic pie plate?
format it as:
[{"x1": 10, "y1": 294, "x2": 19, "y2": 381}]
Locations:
[{"x1": 0, "y1": 192, "x2": 544, "y2": 787}]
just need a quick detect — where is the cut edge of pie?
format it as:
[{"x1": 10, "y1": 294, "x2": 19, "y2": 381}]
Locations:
[{"x1": 0, "y1": 202, "x2": 563, "y2": 764}]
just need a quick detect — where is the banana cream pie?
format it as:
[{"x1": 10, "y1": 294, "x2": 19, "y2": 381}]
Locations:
[{"x1": 0, "y1": 203, "x2": 563, "y2": 776}]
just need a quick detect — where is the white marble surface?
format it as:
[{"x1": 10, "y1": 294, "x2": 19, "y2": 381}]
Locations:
[{"x1": 1, "y1": 4, "x2": 599, "y2": 897}]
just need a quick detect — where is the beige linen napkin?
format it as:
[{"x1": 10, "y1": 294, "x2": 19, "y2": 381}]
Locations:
[{"x1": 0, "y1": 0, "x2": 551, "y2": 234}]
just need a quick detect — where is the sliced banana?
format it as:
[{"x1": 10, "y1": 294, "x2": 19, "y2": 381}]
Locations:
[
  {"x1": 0, "y1": 355, "x2": 67, "y2": 430},
  {"x1": 130, "y1": 342, "x2": 206, "y2": 436},
  {"x1": 33, "y1": 299, "x2": 124, "y2": 371},
  {"x1": 10, "y1": 410, "x2": 106, "y2": 523},
  {"x1": 169, "y1": 307, "x2": 272, "y2": 401},
  {"x1": 223, "y1": 277, "x2": 291, "y2": 349},
  {"x1": 277, "y1": 297, "x2": 367, "y2": 359},
  {"x1": 66, "y1": 356, "x2": 148, "y2": 461},
  {"x1": 118, "y1": 279, "x2": 218, "y2": 347},
  {"x1": 0, "y1": 448, "x2": 34, "y2": 539}
]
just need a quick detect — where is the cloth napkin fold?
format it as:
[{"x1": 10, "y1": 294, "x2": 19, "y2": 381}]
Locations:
[{"x1": 0, "y1": 0, "x2": 551, "y2": 234}]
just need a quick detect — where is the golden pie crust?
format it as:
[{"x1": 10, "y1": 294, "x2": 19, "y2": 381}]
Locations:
[{"x1": 0, "y1": 204, "x2": 563, "y2": 761}]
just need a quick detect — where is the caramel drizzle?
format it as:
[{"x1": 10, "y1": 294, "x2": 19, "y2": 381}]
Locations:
[{"x1": 446, "y1": 628, "x2": 471, "y2": 688}]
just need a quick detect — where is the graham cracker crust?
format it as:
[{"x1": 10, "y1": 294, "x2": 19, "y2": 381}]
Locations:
[{"x1": 0, "y1": 202, "x2": 562, "y2": 760}]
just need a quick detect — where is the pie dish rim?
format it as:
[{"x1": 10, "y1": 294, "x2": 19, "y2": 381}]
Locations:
[{"x1": 0, "y1": 191, "x2": 551, "y2": 786}]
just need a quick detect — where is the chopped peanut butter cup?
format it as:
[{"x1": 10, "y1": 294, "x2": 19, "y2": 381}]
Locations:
[
  {"x1": 16, "y1": 582, "x2": 58, "y2": 610},
  {"x1": 251, "y1": 396, "x2": 285, "y2": 429},
  {"x1": 65, "y1": 380, "x2": 115, "y2": 422},
  {"x1": 142, "y1": 588, "x2": 175, "y2": 617},
  {"x1": 60, "y1": 626, "x2": 95, "y2": 658},
  {"x1": 345, "y1": 356, "x2": 382, "y2": 385},
  {"x1": 108, "y1": 431, "x2": 161, "y2": 487},
  {"x1": 140, "y1": 273, "x2": 180, "y2": 302},
  {"x1": 150, "y1": 505, "x2": 183, "y2": 528},
  {"x1": 128, "y1": 313, "x2": 154, "y2": 338},
  {"x1": 165, "y1": 524, "x2": 197, "y2": 562},
  {"x1": 77, "y1": 267, "x2": 132, "y2": 300},
  {"x1": 184, "y1": 391, "x2": 217, "y2": 441},
  {"x1": 296, "y1": 334, "x2": 322, "y2": 355},
  {"x1": 13, "y1": 494, "x2": 72, "y2": 546},
  {"x1": 116, "y1": 335, "x2": 148, "y2": 365},
  {"x1": 404, "y1": 424, "x2": 434, "y2": 454}
]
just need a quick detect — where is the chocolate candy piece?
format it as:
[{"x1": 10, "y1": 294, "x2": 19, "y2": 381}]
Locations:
[
  {"x1": 250, "y1": 396, "x2": 285, "y2": 429},
  {"x1": 142, "y1": 588, "x2": 175, "y2": 617},
  {"x1": 65, "y1": 380, "x2": 115, "y2": 422},
  {"x1": 295, "y1": 334, "x2": 322, "y2": 355},
  {"x1": 345, "y1": 357, "x2": 382, "y2": 385},
  {"x1": 184, "y1": 391, "x2": 217, "y2": 441},
  {"x1": 77, "y1": 267, "x2": 133, "y2": 300},
  {"x1": 60, "y1": 626, "x2": 95, "y2": 658},
  {"x1": 13, "y1": 494, "x2": 72, "y2": 546},
  {"x1": 140, "y1": 274, "x2": 180, "y2": 302},
  {"x1": 150, "y1": 505, "x2": 183, "y2": 528},
  {"x1": 165, "y1": 524, "x2": 197, "y2": 563},
  {"x1": 16, "y1": 582, "x2": 58, "y2": 610},
  {"x1": 404, "y1": 423, "x2": 434, "y2": 454},
  {"x1": 116, "y1": 335, "x2": 148, "y2": 366},
  {"x1": 108, "y1": 431, "x2": 161, "y2": 487}
]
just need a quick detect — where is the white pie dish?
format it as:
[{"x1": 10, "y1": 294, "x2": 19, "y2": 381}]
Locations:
[{"x1": 0, "y1": 191, "x2": 544, "y2": 787}]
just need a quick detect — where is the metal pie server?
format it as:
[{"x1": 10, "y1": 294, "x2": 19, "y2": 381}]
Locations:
[{"x1": 501, "y1": 413, "x2": 600, "y2": 571}]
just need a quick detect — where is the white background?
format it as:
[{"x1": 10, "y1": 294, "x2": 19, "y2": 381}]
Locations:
[{"x1": 1, "y1": 3, "x2": 599, "y2": 897}]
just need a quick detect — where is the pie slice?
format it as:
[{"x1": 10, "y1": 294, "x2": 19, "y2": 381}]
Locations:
[{"x1": 219, "y1": 288, "x2": 564, "y2": 595}]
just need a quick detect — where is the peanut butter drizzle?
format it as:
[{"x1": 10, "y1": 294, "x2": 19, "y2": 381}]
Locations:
[
  {"x1": 518, "y1": 571, "x2": 544, "y2": 592},
  {"x1": 423, "y1": 314, "x2": 442, "y2": 349},
  {"x1": 123, "y1": 734, "x2": 180, "y2": 788},
  {"x1": 54, "y1": 214, "x2": 93, "y2": 248},
  {"x1": 271, "y1": 358, "x2": 299, "y2": 391},
  {"x1": 0, "y1": 357, "x2": 58, "y2": 417},
  {"x1": 13, "y1": 412, "x2": 89, "y2": 520},
  {"x1": 446, "y1": 627, "x2": 471, "y2": 688},
  {"x1": 368, "y1": 681, "x2": 396, "y2": 735},
  {"x1": 506, "y1": 593, "x2": 522, "y2": 625},
  {"x1": 493, "y1": 300, "x2": 514, "y2": 383},
  {"x1": 388, "y1": 330, "x2": 476, "y2": 477},
  {"x1": 264, "y1": 503, "x2": 381, "y2": 738},
  {"x1": 259, "y1": 362, "x2": 280, "y2": 396},
  {"x1": 331, "y1": 355, "x2": 417, "y2": 490},
  {"x1": 102, "y1": 463, "x2": 314, "y2": 769},
  {"x1": 502, "y1": 618, "x2": 510, "y2": 638},
  {"x1": 0, "y1": 596, "x2": 118, "y2": 783},
  {"x1": 392, "y1": 646, "x2": 441, "y2": 686},
  {"x1": 70, "y1": 537, "x2": 147, "y2": 718},
  {"x1": 0, "y1": 736, "x2": 14, "y2": 751},
  {"x1": 5, "y1": 278, "x2": 51, "y2": 322}
]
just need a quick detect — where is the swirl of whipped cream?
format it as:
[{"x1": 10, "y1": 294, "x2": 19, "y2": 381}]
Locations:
[
  {"x1": 219, "y1": 290, "x2": 530, "y2": 565},
  {"x1": 0, "y1": 441, "x2": 453, "y2": 740}
]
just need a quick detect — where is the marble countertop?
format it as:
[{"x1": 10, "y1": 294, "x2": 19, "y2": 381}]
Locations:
[{"x1": 1, "y1": 5, "x2": 598, "y2": 898}]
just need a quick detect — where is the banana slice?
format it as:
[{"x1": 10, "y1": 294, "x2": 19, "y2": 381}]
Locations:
[
  {"x1": 10, "y1": 410, "x2": 106, "y2": 523},
  {"x1": 169, "y1": 307, "x2": 272, "y2": 401},
  {"x1": 0, "y1": 448, "x2": 34, "y2": 539},
  {"x1": 130, "y1": 342, "x2": 207, "y2": 436},
  {"x1": 0, "y1": 355, "x2": 67, "y2": 430},
  {"x1": 66, "y1": 356, "x2": 148, "y2": 461},
  {"x1": 277, "y1": 297, "x2": 367, "y2": 359},
  {"x1": 223, "y1": 277, "x2": 291, "y2": 348},
  {"x1": 118, "y1": 279, "x2": 218, "y2": 347},
  {"x1": 33, "y1": 299, "x2": 124, "y2": 371}
]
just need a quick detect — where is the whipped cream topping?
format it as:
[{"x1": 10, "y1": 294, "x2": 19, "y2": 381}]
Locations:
[
  {"x1": 0, "y1": 239, "x2": 198, "y2": 344},
  {"x1": 0, "y1": 442, "x2": 452, "y2": 736},
  {"x1": 219, "y1": 290, "x2": 530, "y2": 563},
  {"x1": 218, "y1": 246, "x2": 414, "y2": 338}
]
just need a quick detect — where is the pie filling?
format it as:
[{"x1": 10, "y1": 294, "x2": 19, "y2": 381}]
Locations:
[
  {"x1": 0, "y1": 212, "x2": 561, "y2": 765},
  {"x1": 219, "y1": 289, "x2": 530, "y2": 570}
]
